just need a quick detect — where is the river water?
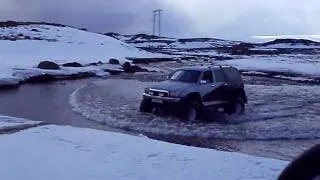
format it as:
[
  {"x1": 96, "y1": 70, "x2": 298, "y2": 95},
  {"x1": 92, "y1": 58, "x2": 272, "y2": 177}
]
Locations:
[{"x1": 0, "y1": 77, "x2": 319, "y2": 161}]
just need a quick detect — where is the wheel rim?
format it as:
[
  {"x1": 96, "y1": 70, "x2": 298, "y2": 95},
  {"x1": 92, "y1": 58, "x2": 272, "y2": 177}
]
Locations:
[
  {"x1": 187, "y1": 108, "x2": 197, "y2": 121},
  {"x1": 234, "y1": 102, "x2": 243, "y2": 114}
]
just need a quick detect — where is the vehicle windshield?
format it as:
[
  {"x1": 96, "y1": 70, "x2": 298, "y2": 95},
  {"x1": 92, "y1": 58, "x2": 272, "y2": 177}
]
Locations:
[{"x1": 170, "y1": 70, "x2": 201, "y2": 83}]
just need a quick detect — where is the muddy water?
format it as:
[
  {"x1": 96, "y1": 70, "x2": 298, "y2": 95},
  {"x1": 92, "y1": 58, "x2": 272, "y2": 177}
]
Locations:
[
  {"x1": 0, "y1": 76, "x2": 319, "y2": 161},
  {"x1": 0, "y1": 79, "x2": 133, "y2": 134},
  {"x1": 71, "y1": 76, "x2": 320, "y2": 161}
]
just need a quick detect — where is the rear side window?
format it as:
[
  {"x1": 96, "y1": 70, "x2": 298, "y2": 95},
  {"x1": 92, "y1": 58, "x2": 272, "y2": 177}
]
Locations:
[
  {"x1": 213, "y1": 69, "x2": 225, "y2": 82},
  {"x1": 223, "y1": 67, "x2": 242, "y2": 85},
  {"x1": 201, "y1": 70, "x2": 213, "y2": 83}
]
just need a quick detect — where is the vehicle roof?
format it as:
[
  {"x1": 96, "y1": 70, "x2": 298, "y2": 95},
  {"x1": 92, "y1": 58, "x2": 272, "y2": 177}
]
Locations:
[{"x1": 176, "y1": 65, "x2": 232, "y2": 71}]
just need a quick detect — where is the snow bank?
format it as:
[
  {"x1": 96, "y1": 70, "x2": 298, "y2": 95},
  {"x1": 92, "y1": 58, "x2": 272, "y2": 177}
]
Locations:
[
  {"x1": 221, "y1": 56, "x2": 320, "y2": 77},
  {"x1": 0, "y1": 124, "x2": 287, "y2": 180},
  {"x1": 0, "y1": 115, "x2": 42, "y2": 130}
]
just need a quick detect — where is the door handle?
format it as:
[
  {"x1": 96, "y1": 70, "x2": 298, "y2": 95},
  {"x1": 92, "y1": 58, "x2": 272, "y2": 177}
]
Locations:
[{"x1": 211, "y1": 84, "x2": 216, "y2": 87}]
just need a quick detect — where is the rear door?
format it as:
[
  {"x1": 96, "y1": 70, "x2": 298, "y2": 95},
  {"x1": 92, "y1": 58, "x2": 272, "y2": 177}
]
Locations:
[
  {"x1": 211, "y1": 68, "x2": 228, "y2": 103},
  {"x1": 201, "y1": 69, "x2": 227, "y2": 107},
  {"x1": 222, "y1": 67, "x2": 240, "y2": 102}
]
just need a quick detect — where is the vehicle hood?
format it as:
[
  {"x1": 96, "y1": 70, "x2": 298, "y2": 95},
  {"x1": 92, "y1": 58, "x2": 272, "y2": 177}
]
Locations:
[{"x1": 148, "y1": 80, "x2": 195, "y2": 92}]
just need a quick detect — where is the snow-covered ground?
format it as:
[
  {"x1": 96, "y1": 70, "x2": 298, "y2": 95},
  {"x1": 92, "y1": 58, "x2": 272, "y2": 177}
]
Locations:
[
  {"x1": 0, "y1": 24, "x2": 164, "y2": 87},
  {"x1": 0, "y1": 116, "x2": 287, "y2": 180},
  {"x1": 0, "y1": 115, "x2": 42, "y2": 132},
  {"x1": 221, "y1": 55, "x2": 320, "y2": 78}
]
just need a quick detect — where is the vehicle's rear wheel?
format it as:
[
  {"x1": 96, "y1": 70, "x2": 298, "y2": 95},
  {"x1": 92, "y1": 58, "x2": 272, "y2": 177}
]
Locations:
[
  {"x1": 226, "y1": 98, "x2": 245, "y2": 115},
  {"x1": 234, "y1": 98, "x2": 245, "y2": 115},
  {"x1": 139, "y1": 99, "x2": 153, "y2": 113}
]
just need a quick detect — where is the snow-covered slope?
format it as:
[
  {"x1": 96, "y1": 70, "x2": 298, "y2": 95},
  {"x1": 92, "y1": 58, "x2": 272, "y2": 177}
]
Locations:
[
  {"x1": 0, "y1": 22, "x2": 164, "y2": 87},
  {"x1": 0, "y1": 24, "x2": 157, "y2": 67},
  {"x1": 106, "y1": 33, "x2": 239, "y2": 59}
]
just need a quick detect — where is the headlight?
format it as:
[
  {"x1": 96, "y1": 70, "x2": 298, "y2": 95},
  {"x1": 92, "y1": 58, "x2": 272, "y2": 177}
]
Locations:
[
  {"x1": 170, "y1": 90, "x2": 178, "y2": 97},
  {"x1": 144, "y1": 88, "x2": 150, "y2": 94}
]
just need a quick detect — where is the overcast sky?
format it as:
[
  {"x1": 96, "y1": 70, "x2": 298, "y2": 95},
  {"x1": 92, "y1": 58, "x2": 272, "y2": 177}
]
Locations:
[{"x1": 1, "y1": 0, "x2": 320, "y2": 40}]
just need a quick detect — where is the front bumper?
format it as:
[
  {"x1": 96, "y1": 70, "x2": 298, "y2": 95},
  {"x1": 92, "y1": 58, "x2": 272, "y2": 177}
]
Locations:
[{"x1": 142, "y1": 93, "x2": 181, "y2": 103}]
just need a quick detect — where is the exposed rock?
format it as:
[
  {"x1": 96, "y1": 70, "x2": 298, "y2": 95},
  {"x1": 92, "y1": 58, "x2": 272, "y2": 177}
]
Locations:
[
  {"x1": 128, "y1": 34, "x2": 161, "y2": 41},
  {"x1": 24, "y1": 74, "x2": 56, "y2": 83},
  {"x1": 175, "y1": 59, "x2": 183, "y2": 63},
  {"x1": 24, "y1": 36, "x2": 31, "y2": 40},
  {"x1": 104, "y1": 32, "x2": 120, "y2": 39},
  {"x1": 263, "y1": 39, "x2": 320, "y2": 46},
  {"x1": 126, "y1": 57, "x2": 176, "y2": 64},
  {"x1": 37, "y1": 61, "x2": 60, "y2": 70},
  {"x1": 122, "y1": 62, "x2": 148, "y2": 73},
  {"x1": 122, "y1": 62, "x2": 132, "y2": 72},
  {"x1": 104, "y1": 69, "x2": 123, "y2": 75},
  {"x1": 31, "y1": 29, "x2": 40, "y2": 32},
  {"x1": 131, "y1": 65, "x2": 148, "y2": 73},
  {"x1": 62, "y1": 62, "x2": 82, "y2": 67},
  {"x1": 0, "y1": 21, "x2": 66, "y2": 28},
  {"x1": 214, "y1": 56, "x2": 233, "y2": 60},
  {"x1": 109, "y1": 58, "x2": 120, "y2": 65},
  {"x1": 178, "y1": 38, "x2": 212, "y2": 43},
  {"x1": 88, "y1": 61, "x2": 103, "y2": 66},
  {"x1": 24, "y1": 72, "x2": 96, "y2": 83}
]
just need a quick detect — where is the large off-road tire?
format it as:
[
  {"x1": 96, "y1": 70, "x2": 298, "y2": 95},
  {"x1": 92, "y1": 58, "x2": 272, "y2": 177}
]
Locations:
[
  {"x1": 226, "y1": 98, "x2": 245, "y2": 115},
  {"x1": 181, "y1": 100, "x2": 202, "y2": 122},
  {"x1": 139, "y1": 99, "x2": 153, "y2": 113}
]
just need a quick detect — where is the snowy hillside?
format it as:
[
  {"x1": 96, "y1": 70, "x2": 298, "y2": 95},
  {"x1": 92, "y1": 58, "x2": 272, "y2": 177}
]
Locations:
[
  {"x1": 0, "y1": 23, "x2": 160, "y2": 67},
  {"x1": 106, "y1": 33, "x2": 320, "y2": 57},
  {"x1": 106, "y1": 33, "x2": 239, "y2": 59},
  {"x1": 0, "y1": 22, "x2": 164, "y2": 87},
  {"x1": 105, "y1": 33, "x2": 320, "y2": 83}
]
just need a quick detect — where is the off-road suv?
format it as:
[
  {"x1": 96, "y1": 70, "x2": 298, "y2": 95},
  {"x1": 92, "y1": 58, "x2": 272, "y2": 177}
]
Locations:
[{"x1": 139, "y1": 65, "x2": 247, "y2": 121}]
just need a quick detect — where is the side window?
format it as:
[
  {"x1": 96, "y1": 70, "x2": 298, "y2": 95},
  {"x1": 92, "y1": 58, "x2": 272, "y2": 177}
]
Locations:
[
  {"x1": 201, "y1": 70, "x2": 213, "y2": 83},
  {"x1": 223, "y1": 67, "x2": 241, "y2": 85},
  {"x1": 213, "y1": 69, "x2": 226, "y2": 82}
]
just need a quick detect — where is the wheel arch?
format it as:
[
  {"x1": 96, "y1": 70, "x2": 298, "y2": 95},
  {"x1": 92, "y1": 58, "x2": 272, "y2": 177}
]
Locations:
[
  {"x1": 182, "y1": 92, "x2": 203, "y2": 106},
  {"x1": 238, "y1": 88, "x2": 247, "y2": 103}
]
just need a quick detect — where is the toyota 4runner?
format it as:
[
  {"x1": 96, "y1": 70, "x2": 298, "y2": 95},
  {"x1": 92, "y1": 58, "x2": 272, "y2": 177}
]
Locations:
[{"x1": 139, "y1": 65, "x2": 248, "y2": 121}]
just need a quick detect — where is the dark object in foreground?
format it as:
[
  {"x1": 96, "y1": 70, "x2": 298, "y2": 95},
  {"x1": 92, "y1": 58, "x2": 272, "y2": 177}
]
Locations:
[
  {"x1": 139, "y1": 65, "x2": 247, "y2": 121},
  {"x1": 278, "y1": 144, "x2": 320, "y2": 180}
]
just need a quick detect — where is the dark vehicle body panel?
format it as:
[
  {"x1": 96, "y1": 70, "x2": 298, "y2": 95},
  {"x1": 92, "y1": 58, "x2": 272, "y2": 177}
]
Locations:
[{"x1": 142, "y1": 65, "x2": 247, "y2": 113}]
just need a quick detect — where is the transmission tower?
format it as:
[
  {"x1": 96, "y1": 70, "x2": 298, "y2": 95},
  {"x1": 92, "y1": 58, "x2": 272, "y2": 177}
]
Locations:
[{"x1": 152, "y1": 9, "x2": 162, "y2": 36}]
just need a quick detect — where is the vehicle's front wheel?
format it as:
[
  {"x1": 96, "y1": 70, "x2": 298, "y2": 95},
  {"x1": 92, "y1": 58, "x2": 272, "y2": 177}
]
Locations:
[
  {"x1": 139, "y1": 99, "x2": 153, "y2": 113},
  {"x1": 181, "y1": 101, "x2": 201, "y2": 122}
]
